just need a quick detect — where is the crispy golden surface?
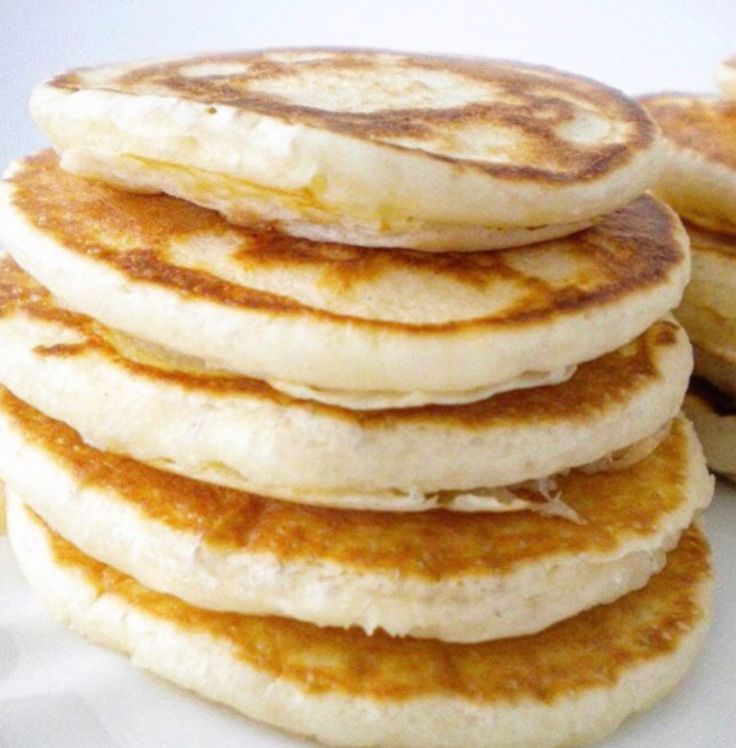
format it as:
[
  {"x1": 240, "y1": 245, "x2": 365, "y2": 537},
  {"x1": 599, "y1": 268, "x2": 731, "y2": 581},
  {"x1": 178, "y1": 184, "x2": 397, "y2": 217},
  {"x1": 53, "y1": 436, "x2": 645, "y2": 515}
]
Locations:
[
  {"x1": 2, "y1": 382, "x2": 694, "y2": 579},
  {"x1": 7, "y1": 152, "x2": 686, "y2": 335},
  {"x1": 0, "y1": 256, "x2": 682, "y2": 430},
  {"x1": 50, "y1": 50, "x2": 657, "y2": 185},
  {"x1": 39, "y1": 506, "x2": 709, "y2": 703},
  {"x1": 641, "y1": 94, "x2": 736, "y2": 170}
]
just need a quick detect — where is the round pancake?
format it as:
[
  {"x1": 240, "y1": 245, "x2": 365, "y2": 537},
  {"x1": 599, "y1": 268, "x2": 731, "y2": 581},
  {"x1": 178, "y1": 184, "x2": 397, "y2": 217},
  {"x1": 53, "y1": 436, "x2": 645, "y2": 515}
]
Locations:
[
  {"x1": 685, "y1": 378, "x2": 736, "y2": 483},
  {"x1": 0, "y1": 259, "x2": 693, "y2": 508},
  {"x1": 0, "y1": 381, "x2": 711, "y2": 641},
  {"x1": 716, "y1": 55, "x2": 736, "y2": 99},
  {"x1": 29, "y1": 49, "x2": 663, "y2": 251},
  {"x1": 640, "y1": 94, "x2": 736, "y2": 234},
  {"x1": 675, "y1": 222, "x2": 736, "y2": 358},
  {"x1": 8, "y1": 502, "x2": 713, "y2": 748},
  {"x1": 0, "y1": 153, "x2": 690, "y2": 396}
]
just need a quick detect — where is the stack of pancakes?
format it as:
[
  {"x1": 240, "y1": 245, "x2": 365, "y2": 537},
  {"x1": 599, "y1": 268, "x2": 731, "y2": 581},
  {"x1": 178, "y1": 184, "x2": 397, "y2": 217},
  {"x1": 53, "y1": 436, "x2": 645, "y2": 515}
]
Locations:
[
  {"x1": 642, "y1": 55, "x2": 736, "y2": 483},
  {"x1": 0, "y1": 50, "x2": 715, "y2": 747}
]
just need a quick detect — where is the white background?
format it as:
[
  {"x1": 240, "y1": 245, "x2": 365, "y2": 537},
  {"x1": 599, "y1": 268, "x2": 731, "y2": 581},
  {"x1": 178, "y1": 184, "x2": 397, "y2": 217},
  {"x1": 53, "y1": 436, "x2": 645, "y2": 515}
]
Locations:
[{"x1": 1, "y1": 2, "x2": 736, "y2": 747}]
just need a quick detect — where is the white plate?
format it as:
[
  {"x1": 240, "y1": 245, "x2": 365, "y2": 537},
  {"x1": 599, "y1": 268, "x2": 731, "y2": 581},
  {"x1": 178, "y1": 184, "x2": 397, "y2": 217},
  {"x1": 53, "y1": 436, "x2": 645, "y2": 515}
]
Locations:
[{"x1": 1, "y1": 484, "x2": 734, "y2": 748}]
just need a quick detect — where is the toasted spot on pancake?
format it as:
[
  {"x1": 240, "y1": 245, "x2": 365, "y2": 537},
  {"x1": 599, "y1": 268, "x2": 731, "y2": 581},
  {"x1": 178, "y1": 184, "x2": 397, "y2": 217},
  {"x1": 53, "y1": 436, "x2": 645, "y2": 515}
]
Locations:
[
  {"x1": 6, "y1": 152, "x2": 686, "y2": 330},
  {"x1": 49, "y1": 50, "x2": 657, "y2": 184},
  {"x1": 30, "y1": 505, "x2": 711, "y2": 703}
]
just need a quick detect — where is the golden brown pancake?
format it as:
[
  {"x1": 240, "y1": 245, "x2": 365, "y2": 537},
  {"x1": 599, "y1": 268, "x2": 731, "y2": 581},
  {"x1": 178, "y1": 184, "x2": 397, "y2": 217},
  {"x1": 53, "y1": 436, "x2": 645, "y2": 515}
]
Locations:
[
  {"x1": 30, "y1": 50, "x2": 662, "y2": 250},
  {"x1": 0, "y1": 152, "x2": 689, "y2": 398},
  {"x1": 9, "y1": 502, "x2": 712, "y2": 748},
  {"x1": 0, "y1": 376, "x2": 712, "y2": 640},
  {"x1": 641, "y1": 94, "x2": 736, "y2": 234},
  {"x1": 0, "y1": 258, "x2": 692, "y2": 507}
]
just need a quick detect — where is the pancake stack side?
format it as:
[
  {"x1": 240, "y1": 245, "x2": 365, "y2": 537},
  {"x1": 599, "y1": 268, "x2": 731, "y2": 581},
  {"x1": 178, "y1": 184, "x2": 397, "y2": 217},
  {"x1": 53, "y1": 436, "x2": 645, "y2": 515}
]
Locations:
[{"x1": 0, "y1": 49, "x2": 715, "y2": 748}]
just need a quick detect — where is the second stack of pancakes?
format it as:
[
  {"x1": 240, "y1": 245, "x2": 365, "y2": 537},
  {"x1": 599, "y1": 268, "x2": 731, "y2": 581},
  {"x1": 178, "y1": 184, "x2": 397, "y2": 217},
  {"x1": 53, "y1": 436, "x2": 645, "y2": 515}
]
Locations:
[
  {"x1": 0, "y1": 50, "x2": 715, "y2": 748},
  {"x1": 641, "y1": 59, "x2": 736, "y2": 483}
]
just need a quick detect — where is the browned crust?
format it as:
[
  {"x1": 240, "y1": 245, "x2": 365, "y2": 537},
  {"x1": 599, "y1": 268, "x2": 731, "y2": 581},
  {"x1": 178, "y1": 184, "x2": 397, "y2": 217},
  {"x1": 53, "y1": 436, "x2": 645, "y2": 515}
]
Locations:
[
  {"x1": 47, "y1": 49, "x2": 658, "y2": 184},
  {"x1": 640, "y1": 94, "x2": 736, "y2": 170},
  {"x1": 40, "y1": 506, "x2": 710, "y2": 703},
  {"x1": 7, "y1": 152, "x2": 687, "y2": 338},
  {"x1": 2, "y1": 385, "x2": 693, "y2": 578},
  {"x1": 0, "y1": 257, "x2": 681, "y2": 428}
]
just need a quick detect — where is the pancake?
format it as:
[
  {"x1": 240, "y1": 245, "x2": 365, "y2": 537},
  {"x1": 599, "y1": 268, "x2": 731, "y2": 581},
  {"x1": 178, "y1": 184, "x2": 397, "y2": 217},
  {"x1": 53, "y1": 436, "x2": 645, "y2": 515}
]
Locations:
[
  {"x1": 0, "y1": 378, "x2": 712, "y2": 641},
  {"x1": 716, "y1": 55, "x2": 736, "y2": 99},
  {"x1": 0, "y1": 152, "x2": 690, "y2": 396},
  {"x1": 693, "y1": 342, "x2": 736, "y2": 399},
  {"x1": 685, "y1": 378, "x2": 736, "y2": 483},
  {"x1": 640, "y1": 94, "x2": 736, "y2": 234},
  {"x1": 0, "y1": 258, "x2": 693, "y2": 508},
  {"x1": 675, "y1": 222, "x2": 736, "y2": 358},
  {"x1": 8, "y1": 502, "x2": 712, "y2": 748},
  {"x1": 29, "y1": 50, "x2": 662, "y2": 251}
]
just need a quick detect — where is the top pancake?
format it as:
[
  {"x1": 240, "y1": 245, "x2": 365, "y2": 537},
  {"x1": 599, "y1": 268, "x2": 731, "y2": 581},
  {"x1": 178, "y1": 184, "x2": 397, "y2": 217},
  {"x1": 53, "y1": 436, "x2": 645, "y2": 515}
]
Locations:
[
  {"x1": 0, "y1": 152, "x2": 690, "y2": 395},
  {"x1": 30, "y1": 49, "x2": 663, "y2": 250},
  {"x1": 640, "y1": 94, "x2": 736, "y2": 234}
]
